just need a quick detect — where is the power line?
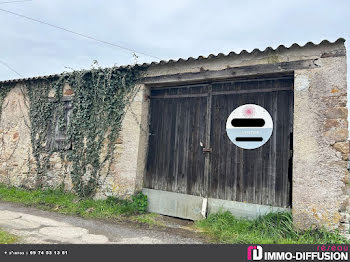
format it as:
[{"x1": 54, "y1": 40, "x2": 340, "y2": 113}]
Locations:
[
  {"x1": 0, "y1": 0, "x2": 31, "y2": 4},
  {"x1": 0, "y1": 59, "x2": 23, "y2": 77},
  {"x1": 0, "y1": 8, "x2": 161, "y2": 60}
]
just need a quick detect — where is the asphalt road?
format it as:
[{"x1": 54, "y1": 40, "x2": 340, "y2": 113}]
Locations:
[{"x1": 0, "y1": 202, "x2": 203, "y2": 244}]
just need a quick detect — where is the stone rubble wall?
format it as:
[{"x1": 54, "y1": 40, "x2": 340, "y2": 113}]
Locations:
[
  {"x1": 292, "y1": 56, "x2": 349, "y2": 235},
  {"x1": 0, "y1": 83, "x2": 148, "y2": 200},
  {"x1": 0, "y1": 39, "x2": 348, "y2": 233}
]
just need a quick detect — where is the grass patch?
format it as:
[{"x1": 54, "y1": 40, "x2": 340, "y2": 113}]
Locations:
[
  {"x1": 2, "y1": 184, "x2": 345, "y2": 244},
  {"x1": 0, "y1": 229, "x2": 17, "y2": 244},
  {"x1": 130, "y1": 213, "x2": 166, "y2": 227},
  {"x1": 0, "y1": 184, "x2": 160, "y2": 225},
  {"x1": 196, "y1": 211, "x2": 349, "y2": 244}
]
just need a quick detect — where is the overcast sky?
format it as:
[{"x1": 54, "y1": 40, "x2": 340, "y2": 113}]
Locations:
[{"x1": 0, "y1": 0, "x2": 349, "y2": 81}]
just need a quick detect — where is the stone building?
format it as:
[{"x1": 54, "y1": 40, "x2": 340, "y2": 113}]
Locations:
[{"x1": 0, "y1": 38, "x2": 348, "y2": 233}]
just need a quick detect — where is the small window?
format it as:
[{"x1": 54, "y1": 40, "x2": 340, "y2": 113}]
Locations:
[{"x1": 46, "y1": 97, "x2": 73, "y2": 151}]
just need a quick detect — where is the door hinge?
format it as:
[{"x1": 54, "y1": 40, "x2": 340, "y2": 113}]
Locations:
[{"x1": 203, "y1": 148, "x2": 212, "y2": 153}]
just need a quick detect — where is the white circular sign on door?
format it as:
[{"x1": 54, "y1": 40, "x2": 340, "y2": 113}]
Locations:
[{"x1": 226, "y1": 104, "x2": 273, "y2": 149}]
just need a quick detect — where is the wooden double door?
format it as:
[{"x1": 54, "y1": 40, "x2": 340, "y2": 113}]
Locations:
[{"x1": 144, "y1": 76, "x2": 294, "y2": 208}]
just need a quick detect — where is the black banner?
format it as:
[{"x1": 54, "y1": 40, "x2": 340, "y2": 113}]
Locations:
[{"x1": 0, "y1": 244, "x2": 349, "y2": 262}]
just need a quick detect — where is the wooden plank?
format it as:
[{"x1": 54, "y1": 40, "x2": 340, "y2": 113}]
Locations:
[
  {"x1": 208, "y1": 78, "x2": 293, "y2": 207},
  {"x1": 175, "y1": 95, "x2": 185, "y2": 193},
  {"x1": 208, "y1": 90, "x2": 219, "y2": 198},
  {"x1": 144, "y1": 99, "x2": 158, "y2": 188},
  {"x1": 151, "y1": 83, "x2": 210, "y2": 90},
  {"x1": 288, "y1": 89, "x2": 294, "y2": 207},
  {"x1": 181, "y1": 97, "x2": 190, "y2": 194},
  {"x1": 165, "y1": 98, "x2": 176, "y2": 192},
  {"x1": 149, "y1": 93, "x2": 208, "y2": 99},
  {"x1": 149, "y1": 75, "x2": 293, "y2": 90},
  {"x1": 155, "y1": 99, "x2": 165, "y2": 190},
  {"x1": 268, "y1": 83, "x2": 277, "y2": 206},
  {"x1": 187, "y1": 99, "x2": 195, "y2": 194},
  {"x1": 203, "y1": 85, "x2": 212, "y2": 198},
  {"x1": 275, "y1": 83, "x2": 284, "y2": 207},
  {"x1": 145, "y1": 84, "x2": 208, "y2": 196},
  {"x1": 172, "y1": 92, "x2": 181, "y2": 192},
  {"x1": 212, "y1": 86, "x2": 292, "y2": 96},
  {"x1": 261, "y1": 81, "x2": 271, "y2": 205},
  {"x1": 224, "y1": 91, "x2": 233, "y2": 201},
  {"x1": 216, "y1": 85, "x2": 225, "y2": 200},
  {"x1": 143, "y1": 59, "x2": 317, "y2": 86}
]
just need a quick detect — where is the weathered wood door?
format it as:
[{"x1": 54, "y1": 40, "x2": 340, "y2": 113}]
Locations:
[
  {"x1": 145, "y1": 76, "x2": 293, "y2": 208},
  {"x1": 145, "y1": 84, "x2": 208, "y2": 196}
]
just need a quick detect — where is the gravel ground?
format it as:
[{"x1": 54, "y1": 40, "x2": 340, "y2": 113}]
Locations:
[{"x1": 0, "y1": 202, "x2": 204, "y2": 244}]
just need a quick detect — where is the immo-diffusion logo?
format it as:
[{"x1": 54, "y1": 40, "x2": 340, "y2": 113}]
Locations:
[
  {"x1": 247, "y1": 245, "x2": 263, "y2": 261},
  {"x1": 247, "y1": 245, "x2": 349, "y2": 261}
]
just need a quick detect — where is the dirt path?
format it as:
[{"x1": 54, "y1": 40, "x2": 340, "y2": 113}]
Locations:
[{"x1": 0, "y1": 202, "x2": 204, "y2": 244}]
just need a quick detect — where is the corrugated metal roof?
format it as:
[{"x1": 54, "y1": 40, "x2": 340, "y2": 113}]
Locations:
[{"x1": 0, "y1": 38, "x2": 345, "y2": 85}]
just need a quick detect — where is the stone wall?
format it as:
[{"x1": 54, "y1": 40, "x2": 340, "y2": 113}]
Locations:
[
  {"x1": 0, "y1": 39, "x2": 348, "y2": 233},
  {"x1": 0, "y1": 86, "x2": 34, "y2": 187},
  {"x1": 0, "y1": 82, "x2": 148, "y2": 199},
  {"x1": 293, "y1": 55, "x2": 349, "y2": 234}
]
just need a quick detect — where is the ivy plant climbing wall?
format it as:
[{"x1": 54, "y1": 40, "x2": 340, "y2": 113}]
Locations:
[{"x1": 8, "y1": 65, "x2": 145, "y2": 197}]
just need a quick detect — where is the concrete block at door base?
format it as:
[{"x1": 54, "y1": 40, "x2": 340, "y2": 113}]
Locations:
[
  {"x1": 143, "y1": 188, "x2": 289, "y2": 221},
  {"x1": 207, "y1": 198, "x2": 289, "y2": 219},
  {"x1": 142, "y1": 188, "x2": 204, "y2": 220}
]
